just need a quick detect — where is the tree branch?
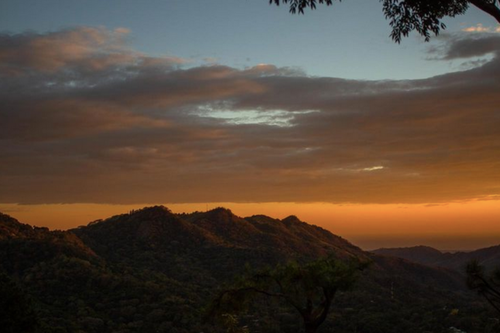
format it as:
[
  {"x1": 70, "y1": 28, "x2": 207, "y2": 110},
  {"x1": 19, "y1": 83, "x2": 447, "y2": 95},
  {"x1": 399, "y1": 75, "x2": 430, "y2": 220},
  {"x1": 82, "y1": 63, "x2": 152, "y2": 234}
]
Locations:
[
  {"x1": 477, "y1": 274, "x2": 500, "y2": 299},
  {"x1": 469, "y1": 0, "x2": 500, "y2": 23},
  {"x1": 483, "y1": 292, "x2": 500, "y2": 314}
]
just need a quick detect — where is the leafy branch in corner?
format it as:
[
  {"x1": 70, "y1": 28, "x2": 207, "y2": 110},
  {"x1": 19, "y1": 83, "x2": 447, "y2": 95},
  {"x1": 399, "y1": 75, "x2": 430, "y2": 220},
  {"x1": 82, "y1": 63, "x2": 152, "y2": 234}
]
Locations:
[{"x1": 270, "y1": 1, "x2": 500, "y2": 42}]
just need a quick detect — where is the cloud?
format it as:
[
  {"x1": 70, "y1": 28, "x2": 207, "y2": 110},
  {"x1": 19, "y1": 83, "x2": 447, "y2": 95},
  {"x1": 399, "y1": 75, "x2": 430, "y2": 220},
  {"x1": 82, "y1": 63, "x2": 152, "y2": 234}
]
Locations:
[
  {"x1": 0, "y1": 27, "x2": 185, "y2": 75},
  {"x1": 462, "y1": 24, "x2": 500, "y2": 33},
  {"x1": 427, "y1": 33, "x2": 500, "y2": 60},
  {"x1": 0, "y1": 27, "x2": 499, "y2": 205}
]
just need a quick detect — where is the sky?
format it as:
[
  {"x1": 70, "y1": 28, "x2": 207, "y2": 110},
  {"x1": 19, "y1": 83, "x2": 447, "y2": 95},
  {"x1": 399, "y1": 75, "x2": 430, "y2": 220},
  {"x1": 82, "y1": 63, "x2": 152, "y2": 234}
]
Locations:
[{"x1": 0, "y1": 0, "x2": 499, "y2": 250}]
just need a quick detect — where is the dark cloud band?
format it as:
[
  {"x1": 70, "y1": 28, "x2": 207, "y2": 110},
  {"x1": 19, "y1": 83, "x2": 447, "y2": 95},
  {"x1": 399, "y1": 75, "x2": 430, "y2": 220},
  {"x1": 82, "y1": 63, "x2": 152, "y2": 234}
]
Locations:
[{"x1": 1, "y1": 27, "x2": 499, "y2": 204}]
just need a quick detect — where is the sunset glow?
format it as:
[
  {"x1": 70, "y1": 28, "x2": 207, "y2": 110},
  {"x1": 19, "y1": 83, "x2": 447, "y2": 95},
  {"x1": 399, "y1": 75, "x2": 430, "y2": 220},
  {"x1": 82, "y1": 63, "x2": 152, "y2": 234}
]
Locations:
[{"x1": 2, "y1": 199, "x2": 499, "y2": 250}]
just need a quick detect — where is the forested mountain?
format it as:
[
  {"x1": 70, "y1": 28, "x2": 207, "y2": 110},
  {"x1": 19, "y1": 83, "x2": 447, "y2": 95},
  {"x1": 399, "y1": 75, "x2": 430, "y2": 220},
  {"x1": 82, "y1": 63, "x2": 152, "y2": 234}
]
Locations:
[
  {"x1": 372, "y1": 245, "x2": 500, "y2": 272},
  {"x1": 0, "y1": 207, "x2": 498, "y2": 333}
]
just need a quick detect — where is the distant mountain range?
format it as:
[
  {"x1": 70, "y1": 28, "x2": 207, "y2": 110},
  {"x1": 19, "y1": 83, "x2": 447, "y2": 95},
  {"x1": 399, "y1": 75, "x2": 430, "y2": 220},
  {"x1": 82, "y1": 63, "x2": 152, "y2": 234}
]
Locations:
[
  {"x1": 0, "y1": 207, "x2": 497, "y2": 333},
  {"x1": 372, "y1": 245, "x2": 500, "y2": 272}
]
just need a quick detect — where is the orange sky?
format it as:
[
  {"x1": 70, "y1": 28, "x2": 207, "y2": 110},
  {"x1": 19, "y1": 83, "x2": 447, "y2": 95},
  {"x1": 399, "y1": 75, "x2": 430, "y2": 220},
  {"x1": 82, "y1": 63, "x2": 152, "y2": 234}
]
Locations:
[{"x1": 1, "y1": 199, "x2": 499, "y2": 251}]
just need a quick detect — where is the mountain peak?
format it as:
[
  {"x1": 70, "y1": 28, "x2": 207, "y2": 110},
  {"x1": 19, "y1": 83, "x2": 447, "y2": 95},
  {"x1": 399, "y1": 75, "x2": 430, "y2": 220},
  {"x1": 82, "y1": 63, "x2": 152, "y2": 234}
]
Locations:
[
  {"x1": 0, "y1": 212, "x2": 35, "y2": 239},
  {"x1": 197, "y1": 207, "x2": 239, "y2": 225},
  {"x1": 282, "y1": 215, "x2": 302, "y2": 225},
  {"x1": 118, "y1": 205, "x2": 175, "y2": 222},
  {"x1": 130, "y1": 205, "x2": 172, "y2": 215},
  {"x1": 207, "y1": 206, "x2": 233, "y2": 216},
  {"x1": 0, "y1": 212, "x2": 20, "y2": 225},
  {"x1": 245, "y1": 214, "x2": 279, "y2": 224}
]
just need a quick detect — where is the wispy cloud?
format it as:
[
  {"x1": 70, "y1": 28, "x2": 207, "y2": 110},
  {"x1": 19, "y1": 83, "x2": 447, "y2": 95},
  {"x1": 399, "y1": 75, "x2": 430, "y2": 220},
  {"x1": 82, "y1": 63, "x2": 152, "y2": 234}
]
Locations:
[
  {"x1": 0, "y1": 27, "x2": 186, "y2": 76},
  {"x1": 462, "y1": 24, "x2": 500, "y2": 33},
  {"x1": 427, "y1": 33, "x2": 500, "y2": 60},
  {"x1": 0, "y1": 27, "x2": 499, "y2": 205}
]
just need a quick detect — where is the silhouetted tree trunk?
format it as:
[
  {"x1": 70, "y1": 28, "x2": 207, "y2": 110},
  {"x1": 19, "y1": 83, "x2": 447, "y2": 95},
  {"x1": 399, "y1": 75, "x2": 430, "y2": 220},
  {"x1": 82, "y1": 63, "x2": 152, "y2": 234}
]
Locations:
[
  {"x1": 298, "y1": 289, "x2": 335, "y2": 333},
  {"x1": 305, "y1": 323, "x2": 319, "y2": 333}
]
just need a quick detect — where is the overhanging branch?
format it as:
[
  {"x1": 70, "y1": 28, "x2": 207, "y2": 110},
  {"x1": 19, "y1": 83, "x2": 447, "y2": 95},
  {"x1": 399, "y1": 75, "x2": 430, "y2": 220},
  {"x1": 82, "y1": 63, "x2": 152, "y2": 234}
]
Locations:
[{"x1": 469, "y1": 0, "x2": 500, "y2": 23}]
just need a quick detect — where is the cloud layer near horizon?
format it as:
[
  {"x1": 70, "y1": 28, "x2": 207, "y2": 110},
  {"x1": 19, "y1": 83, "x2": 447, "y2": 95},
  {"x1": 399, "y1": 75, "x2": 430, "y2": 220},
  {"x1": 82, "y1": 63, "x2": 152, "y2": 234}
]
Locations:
[{"x1": 1, "y1": 27, "x2": 499, "y2": 205}]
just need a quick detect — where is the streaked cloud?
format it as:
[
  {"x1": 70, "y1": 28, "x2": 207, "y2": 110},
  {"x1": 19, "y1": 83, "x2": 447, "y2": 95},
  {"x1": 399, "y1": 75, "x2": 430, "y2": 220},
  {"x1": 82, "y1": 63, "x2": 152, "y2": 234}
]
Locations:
[
  {"x1": 0, "y1": 27, "x2": 499, "y2": 205},
  {"x1": 0, "y1": 27, "x2": 185, "y2": 75},
  {"x1": 362, "y1": 166, "x2": 384, "y2": 172},
  {"x1": 427, "y1": 33, "x2": 500, "y2": 60}
]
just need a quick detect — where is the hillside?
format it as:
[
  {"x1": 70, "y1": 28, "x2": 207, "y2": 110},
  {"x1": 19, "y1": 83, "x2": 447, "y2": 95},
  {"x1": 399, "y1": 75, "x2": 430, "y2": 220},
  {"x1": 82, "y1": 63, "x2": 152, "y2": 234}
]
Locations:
[
  {"x1": 372, "y1": 245, "x2": 500, "y2": 272},
  {"x1": 0, "y1": 207, "x2": 497, "y2": 333}
]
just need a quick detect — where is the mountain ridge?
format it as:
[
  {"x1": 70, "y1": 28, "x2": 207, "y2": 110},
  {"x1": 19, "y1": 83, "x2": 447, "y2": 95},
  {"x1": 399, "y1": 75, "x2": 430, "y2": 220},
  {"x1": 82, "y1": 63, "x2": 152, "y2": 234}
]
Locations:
[
  {"x1": 73, "y1": 205, "x2": 365, "y2": 260},
  {"x1": 0, "y1": 206, "x2": 496, "y2": 332},
  {"x1": 372, "y1": 244, "x2": 500, "y2": 272}
]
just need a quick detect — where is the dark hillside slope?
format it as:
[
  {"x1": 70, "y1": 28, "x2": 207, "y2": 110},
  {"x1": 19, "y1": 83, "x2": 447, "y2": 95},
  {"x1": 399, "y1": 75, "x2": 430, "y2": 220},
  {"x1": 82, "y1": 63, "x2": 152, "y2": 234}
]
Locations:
[
  {"x1": 73, "y1": 206, "x2": 367, "y2": 281},
  {"x1": 0, "y1": 211, "x2": 209, "y2": 332},
  {"x1": 244, "y1": 213, "x2": 362, "y2": 257},
  {"x1": 0, "y1": 212, "x2": 96, "y2": 274},
  {"x1": 373, "y1": 245, "x2": 500, "y2": 272}
]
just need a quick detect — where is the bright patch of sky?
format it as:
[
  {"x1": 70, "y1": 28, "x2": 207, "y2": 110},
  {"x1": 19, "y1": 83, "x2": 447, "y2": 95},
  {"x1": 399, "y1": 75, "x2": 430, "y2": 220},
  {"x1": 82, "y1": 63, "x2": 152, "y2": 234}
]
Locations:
[
  {"x1": 195, "y1": 105, "x2": 317, "y2": 127},
  {"x1": 0, "y1": 0, "x2": 497, "y2": 80},
  {"x1": 362, "y1": 166, "x2": 384, "y2": 172}
]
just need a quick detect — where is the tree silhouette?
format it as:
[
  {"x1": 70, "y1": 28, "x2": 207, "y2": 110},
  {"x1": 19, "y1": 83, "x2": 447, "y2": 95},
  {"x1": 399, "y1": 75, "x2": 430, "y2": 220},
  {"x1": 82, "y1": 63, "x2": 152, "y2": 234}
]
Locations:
[
  {"x1": 210, "y1": 256, "x2": 368, "y2": 333},
  {"x1": 270, "y1": 0, "x2": 500, "y2": 42},
  {"x1": 466, "y1": 260, "x2": 500, "y2": 314}
]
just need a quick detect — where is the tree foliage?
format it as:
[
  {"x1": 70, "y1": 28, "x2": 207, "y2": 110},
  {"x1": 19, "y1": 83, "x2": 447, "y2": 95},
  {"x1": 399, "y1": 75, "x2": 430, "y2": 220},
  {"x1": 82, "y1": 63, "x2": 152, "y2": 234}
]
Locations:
[
  {"x1": 210, "y1": 256, "x2": 369, "y2": 333},
  {"x1": 270, "y1": 0, "x2": 500, "y2": 42},
  {"x1": 0, "y1": 272, "x2": 40, "y2": 333}
]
